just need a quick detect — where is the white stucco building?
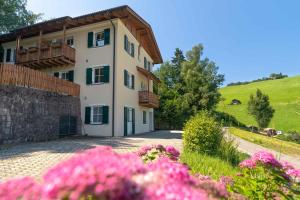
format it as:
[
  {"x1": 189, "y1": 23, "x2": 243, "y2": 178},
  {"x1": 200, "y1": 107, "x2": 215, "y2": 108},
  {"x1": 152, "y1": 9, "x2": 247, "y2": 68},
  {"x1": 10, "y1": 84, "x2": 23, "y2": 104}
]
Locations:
[{"x1": 0, "y1": 5, "x2": 162, "y2": 137}]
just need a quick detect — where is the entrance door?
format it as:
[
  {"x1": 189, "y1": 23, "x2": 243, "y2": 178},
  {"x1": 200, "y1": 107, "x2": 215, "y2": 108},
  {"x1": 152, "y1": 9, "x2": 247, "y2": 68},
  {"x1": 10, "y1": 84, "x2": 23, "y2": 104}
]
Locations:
[
  {"x1": 124, "y1": 107, "x2": 135, "y2": 136},
  {"x1": 149, "y1": 111, "x2": 153, "y2": 131}
]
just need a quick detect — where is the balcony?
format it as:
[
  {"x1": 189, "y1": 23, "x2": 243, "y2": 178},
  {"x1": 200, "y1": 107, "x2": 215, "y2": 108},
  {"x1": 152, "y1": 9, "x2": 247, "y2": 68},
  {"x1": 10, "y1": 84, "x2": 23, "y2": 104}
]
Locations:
[
  {"x1": 16, "y1": 43, "x2": 75, "y2": 69},
  {"x1": 139, "y1": 91, "x2": 159, "y2": 108}
]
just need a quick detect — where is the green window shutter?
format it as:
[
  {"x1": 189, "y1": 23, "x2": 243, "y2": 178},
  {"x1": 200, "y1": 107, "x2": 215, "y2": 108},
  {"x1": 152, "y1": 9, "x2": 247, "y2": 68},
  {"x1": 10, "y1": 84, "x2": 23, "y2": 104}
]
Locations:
[
  {"x1": 104, "y1": 28, "x2": 110, "y2": 45},
  {"x1": 124, "y1": 107, "x2": 128, "y2": 136},
  {"x1": 132, "y1": 108, "x2": 135, "y2": 135},
  {"x1": 85, "y1": 107, "x2": 91, "y2": 124},
  {"x1": 87, "y1": 32, "x2": 94, "y2": 48},
  {"x1": 124, "y1": 70, "x2": 128, "y2": 86},
  {"x1": 144, "y1": 57, "x2": 147, "y2": 69},
  {"x1": 131, "y1": 74, "x2": 135, "y2": 89},
  {"x1": 102, "y1": 106, "x2": 109, "y2": 124},
  {"x1": 86, "y1": 68, "x2": 93, "y2": 85},
  {"x1": 124, "y1": 35, "x2": 127, "y2": 51},
  {"x1": 54, "y1": 72, "x2": 59, "y2": 78},
  {"x1": 68, "y1": 70, "x2": 74, "y2": 82},
  {"x1": 131, "y1": 43, "x2": 134, "y2": 57},
  {"x1": 101, "y1": 66, "x2": 109, "y2": 83}
]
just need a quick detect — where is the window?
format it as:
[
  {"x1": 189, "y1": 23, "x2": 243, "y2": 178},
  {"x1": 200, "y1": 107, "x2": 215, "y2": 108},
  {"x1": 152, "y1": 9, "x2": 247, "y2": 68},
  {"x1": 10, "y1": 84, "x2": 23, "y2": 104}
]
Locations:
[
  {"x1": 124, "y1": 34, "x2": 134, "y2": 57},
  {"x1": 53, "y1": 70, "x2": 74, "y2": 82},
  {"x1": 13, "y1": 49, "x2": 16, "y2": 62},
  {"x1": 85, "y1": 105, "x2": 109, "y2": 124},
  {"x1": 6, "y1": 49, "x2": 11, "y2": 62},
  {"x1": 141, "y1": 82, "x2": 147, "y2": 91},
  {"x1": 61, "y1": 72, "x2": 69, "y2": 80},
  {"x1": 92, "y1": 106, "x2": 103, "y2": 124},
  {"x1": 128, "y1": 108, "x2": 133, "y2": 122},
  {"x1": 67, "y1": 36, "x2": 74, "y2": 47},
  {"x1": 130, "y1": 43, "x2": 134, "y2": 57},
  {"x1": 124, "y1": 70, "x2": 134, "y2": 89},
  {"x1": 95, "y1": 31, "x2": 105, "y2": 47},
  {"x1": 143, "y1": 111, "x2": 147, "y2": 124},
  {"x1": 94, "y1": 67, "x2": 104, "y2": 84},
  {"x1": 88, "y1": 29, "x2": 110, "y2": 48},
  {"x1": 86, "y1": 66, "x2": 109, "y2": 85},
  {"x1": 138, "y1": 45, "x2": 141, "y2": 61}
]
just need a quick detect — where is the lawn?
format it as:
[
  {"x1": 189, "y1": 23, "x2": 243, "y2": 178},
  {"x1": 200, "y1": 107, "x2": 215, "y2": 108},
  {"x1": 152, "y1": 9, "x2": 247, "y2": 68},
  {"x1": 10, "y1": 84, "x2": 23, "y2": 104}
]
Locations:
[
  {"x1": 229, "y1": 127, "x2": 300, "y2": 157},
  {"x1": 217, "y1": 75, "x2": 300, "y2": 132},
  {"x1": 180, "y1": 151, "x2": 240, "y2": 179}
]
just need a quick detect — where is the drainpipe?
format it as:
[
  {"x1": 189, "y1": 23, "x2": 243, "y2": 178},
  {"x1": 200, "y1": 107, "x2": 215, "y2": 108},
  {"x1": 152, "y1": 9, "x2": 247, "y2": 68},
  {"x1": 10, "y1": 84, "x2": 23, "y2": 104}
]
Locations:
[{"x1": 108, "y1": 16, "x2": 116, "y2": 137}]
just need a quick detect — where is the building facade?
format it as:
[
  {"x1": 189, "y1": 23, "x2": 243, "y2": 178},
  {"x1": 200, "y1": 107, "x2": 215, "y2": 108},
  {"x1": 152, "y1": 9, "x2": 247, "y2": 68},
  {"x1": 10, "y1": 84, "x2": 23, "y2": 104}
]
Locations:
[{"x1": 0, "y1": 5, "x2": 162, "y2": 137}]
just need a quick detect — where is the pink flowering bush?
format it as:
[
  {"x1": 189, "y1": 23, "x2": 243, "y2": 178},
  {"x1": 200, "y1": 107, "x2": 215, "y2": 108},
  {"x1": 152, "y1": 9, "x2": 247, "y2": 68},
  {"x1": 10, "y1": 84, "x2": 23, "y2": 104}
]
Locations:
[
  {"x1": 231, "y1": 151, "x2": 300, "y2": 199},
  {"x1": 0, "y1": 145, "x2": 222, "y2": 200},
  {"x1": 1, "y1": 146, "x2": 299, "y2": 200},
  {"x1": 137, "y1": 144, "x2": 180, "y2": 163}
]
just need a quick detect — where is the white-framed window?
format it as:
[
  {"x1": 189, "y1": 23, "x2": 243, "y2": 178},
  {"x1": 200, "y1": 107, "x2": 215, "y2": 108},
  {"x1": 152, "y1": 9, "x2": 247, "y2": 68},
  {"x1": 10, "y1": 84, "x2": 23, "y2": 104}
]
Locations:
[
  {"x1": 93, "y1": 67, "x2": 105, "y2": 84},
  {"x1": 141, "y1": 81, "x2": 147, "y2": 91},
  {"x1": 91, "y1": 105, "x2": 103, "y2": 124},
  {"x1": 143, "y1": 111, "x2": 147, "y2": 124},
  {"x1": 66, "y1": 36, "x2": 74, "y2": 47},
  {"x1": 95, "y1": 31, "x2": 105, "y2": 47}
]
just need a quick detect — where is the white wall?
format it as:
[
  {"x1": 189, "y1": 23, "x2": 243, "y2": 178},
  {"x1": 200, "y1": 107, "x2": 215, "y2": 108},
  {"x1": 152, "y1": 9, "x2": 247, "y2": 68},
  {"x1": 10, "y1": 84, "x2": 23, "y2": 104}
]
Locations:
[{"x1": 1, "y1": 18, "x2": 157, "y2": 137}]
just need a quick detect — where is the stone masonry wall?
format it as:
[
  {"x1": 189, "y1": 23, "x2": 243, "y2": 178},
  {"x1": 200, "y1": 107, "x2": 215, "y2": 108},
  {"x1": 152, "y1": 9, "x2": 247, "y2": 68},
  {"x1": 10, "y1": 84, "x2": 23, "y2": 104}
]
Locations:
[{"x1": 0, "y1": 85, "x2": 81, "y2": 144}]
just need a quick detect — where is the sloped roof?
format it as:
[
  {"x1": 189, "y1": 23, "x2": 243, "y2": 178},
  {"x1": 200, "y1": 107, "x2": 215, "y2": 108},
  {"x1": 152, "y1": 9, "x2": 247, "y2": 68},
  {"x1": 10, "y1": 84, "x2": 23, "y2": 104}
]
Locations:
[{"x1": 0, "y1": 5, "x2": 163, "y2": 64}]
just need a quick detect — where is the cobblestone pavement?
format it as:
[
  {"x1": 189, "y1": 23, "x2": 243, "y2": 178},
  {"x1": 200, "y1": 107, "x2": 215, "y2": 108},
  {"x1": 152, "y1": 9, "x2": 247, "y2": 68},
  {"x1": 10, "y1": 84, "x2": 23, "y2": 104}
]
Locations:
[{"x1": 0, "y1": 130, "x2": 182, "y2": 181}]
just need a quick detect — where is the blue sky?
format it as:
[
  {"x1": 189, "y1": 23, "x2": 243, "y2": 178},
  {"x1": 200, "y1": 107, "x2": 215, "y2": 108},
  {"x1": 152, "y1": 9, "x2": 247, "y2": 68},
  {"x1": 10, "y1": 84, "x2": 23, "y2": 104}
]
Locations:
[{"x1": 28, "y1": 0, "x2": 300, "y2": 84}]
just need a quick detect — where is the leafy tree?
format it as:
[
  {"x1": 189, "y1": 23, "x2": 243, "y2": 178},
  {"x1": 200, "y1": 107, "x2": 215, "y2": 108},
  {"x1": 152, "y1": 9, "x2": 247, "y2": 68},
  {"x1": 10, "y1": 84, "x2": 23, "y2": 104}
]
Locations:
[
  {"x1": 247, "y1": 89, "x2": 275, "y2": 128},
  {"x1": 155, "y1": 44, "x2": 224, "y2": 129},
  {"x1": 0, "y1": 0, "x2": 42, "y2": 33}
]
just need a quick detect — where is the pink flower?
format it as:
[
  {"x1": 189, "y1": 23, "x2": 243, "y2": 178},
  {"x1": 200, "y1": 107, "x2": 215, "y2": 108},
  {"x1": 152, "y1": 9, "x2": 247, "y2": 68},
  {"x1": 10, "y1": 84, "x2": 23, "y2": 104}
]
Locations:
[
  {"x1": 239, "y1": 159, "x2": 257, "y2": 168},
  {"x1": 165, "y1": 145, "x2": 180, "y2": 158},
  {"x1": 286, "y1": 169, "x2": 300, "y2": 178},
  {"x1": 252, "y1": 151, "x2": 282, "y2": 168},
  {"x1": 0, "y1": 177, "x2": 41, "y2": 200}
]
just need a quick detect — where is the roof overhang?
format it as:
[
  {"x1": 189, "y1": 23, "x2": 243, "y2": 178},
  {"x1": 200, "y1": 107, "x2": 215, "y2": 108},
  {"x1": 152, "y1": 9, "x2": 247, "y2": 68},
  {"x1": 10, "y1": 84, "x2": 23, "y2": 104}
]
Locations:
[
  {"x1": 0, "y1": 5, "x2": 163, "y2": 64},
  {"x1": 137, "y1": 66, "x2": 161, "y2": 83}
]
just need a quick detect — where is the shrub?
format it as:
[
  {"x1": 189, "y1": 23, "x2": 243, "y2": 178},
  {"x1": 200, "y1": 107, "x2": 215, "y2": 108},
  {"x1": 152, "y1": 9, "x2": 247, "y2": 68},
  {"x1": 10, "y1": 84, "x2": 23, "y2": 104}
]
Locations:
[
  {"x1": 217, "y1": 137, "x2": 246, "y2": 166},
  {"x1": 230, "y1": 151, "x2": 300, "y2": 199},
  {"x1": 183, "y1": 111, "x2": 223, "y2": 155}
]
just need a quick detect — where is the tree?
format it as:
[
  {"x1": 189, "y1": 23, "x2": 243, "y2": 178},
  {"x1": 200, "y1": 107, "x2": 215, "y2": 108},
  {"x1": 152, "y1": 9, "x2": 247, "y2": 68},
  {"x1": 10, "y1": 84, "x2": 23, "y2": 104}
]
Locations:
[
  {"x1": 247, "y1": 89, "x2": 275, "y2": 128},
  {"x1": 181, "y1": 44, "x2": 224, "y2": 112},
  {"x1": 0, "y1": 0, "x2": 42, "y2": 33},
  {"x1": 154, "y1": 44, "x2": 224, "y2": 129}
]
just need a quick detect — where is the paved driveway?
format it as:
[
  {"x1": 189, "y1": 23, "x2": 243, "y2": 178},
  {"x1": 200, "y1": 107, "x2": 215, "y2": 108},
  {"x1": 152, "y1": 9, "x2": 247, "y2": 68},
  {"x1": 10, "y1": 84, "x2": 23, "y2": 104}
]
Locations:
[{"x1": 0, "y1": 130, "x2": 182, "y2": 181}]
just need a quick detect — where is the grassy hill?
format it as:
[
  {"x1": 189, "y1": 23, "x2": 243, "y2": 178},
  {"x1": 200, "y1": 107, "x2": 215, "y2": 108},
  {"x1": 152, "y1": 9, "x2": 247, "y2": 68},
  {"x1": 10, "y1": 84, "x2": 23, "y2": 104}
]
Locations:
[{"x1": 217, "y1": 75, "x2": 300, "y2": 132}]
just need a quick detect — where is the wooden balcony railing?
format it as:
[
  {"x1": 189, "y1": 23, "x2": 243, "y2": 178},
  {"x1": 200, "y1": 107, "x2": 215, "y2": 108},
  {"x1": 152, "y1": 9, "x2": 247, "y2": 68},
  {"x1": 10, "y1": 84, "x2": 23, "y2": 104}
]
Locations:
[
  {"x1": 0, "y1": 64, "x2": 80, "y2": 97},
  {"x1": 16, "y1": 43, "x2": 75, "y2": 69},
  {"x1": 139, "y1": 91, "x2": 159, "y2": 108}
]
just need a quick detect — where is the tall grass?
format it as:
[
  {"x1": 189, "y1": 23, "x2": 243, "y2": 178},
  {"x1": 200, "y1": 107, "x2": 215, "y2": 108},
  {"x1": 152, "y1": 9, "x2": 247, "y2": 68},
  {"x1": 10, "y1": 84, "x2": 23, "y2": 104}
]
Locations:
[{"x1": 180, "y1": 151, "x2": 239, "y2": 179}]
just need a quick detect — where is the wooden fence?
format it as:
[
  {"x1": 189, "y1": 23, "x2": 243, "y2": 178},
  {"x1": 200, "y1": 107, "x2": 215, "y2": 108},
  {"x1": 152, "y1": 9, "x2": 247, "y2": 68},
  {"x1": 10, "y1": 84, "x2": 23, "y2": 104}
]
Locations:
[{"x1": 0, "y1": 64, "x2": 80, "y2": 97}]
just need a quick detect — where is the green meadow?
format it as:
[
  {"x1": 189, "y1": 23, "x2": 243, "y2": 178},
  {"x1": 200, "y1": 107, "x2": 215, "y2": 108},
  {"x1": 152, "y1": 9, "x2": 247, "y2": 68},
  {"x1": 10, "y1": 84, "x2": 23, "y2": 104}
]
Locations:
[{"x1": 217, "y1": 75, "x2": 300, "y2": 132}]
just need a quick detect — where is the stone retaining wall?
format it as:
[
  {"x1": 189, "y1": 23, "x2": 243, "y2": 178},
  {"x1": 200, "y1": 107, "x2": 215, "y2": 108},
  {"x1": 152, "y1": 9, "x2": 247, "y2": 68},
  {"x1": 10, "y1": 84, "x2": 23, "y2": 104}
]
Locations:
[{"x1": 0, "y1": 85, "x2": 81, "y2": 144}]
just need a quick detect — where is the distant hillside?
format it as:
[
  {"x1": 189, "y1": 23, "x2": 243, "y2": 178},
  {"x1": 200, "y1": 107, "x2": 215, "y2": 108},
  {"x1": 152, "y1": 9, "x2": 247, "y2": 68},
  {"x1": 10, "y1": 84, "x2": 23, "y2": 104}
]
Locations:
[{"x1": 217, "y1": 75, "x2": 300, "y2": 132}]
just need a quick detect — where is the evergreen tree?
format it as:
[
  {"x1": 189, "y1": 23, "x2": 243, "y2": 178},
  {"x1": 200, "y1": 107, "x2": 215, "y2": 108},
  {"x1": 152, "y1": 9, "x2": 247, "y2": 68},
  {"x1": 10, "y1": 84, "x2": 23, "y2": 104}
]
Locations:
[{"x1": 247, "y1": 89, "x2": 275, "y2": 128}]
